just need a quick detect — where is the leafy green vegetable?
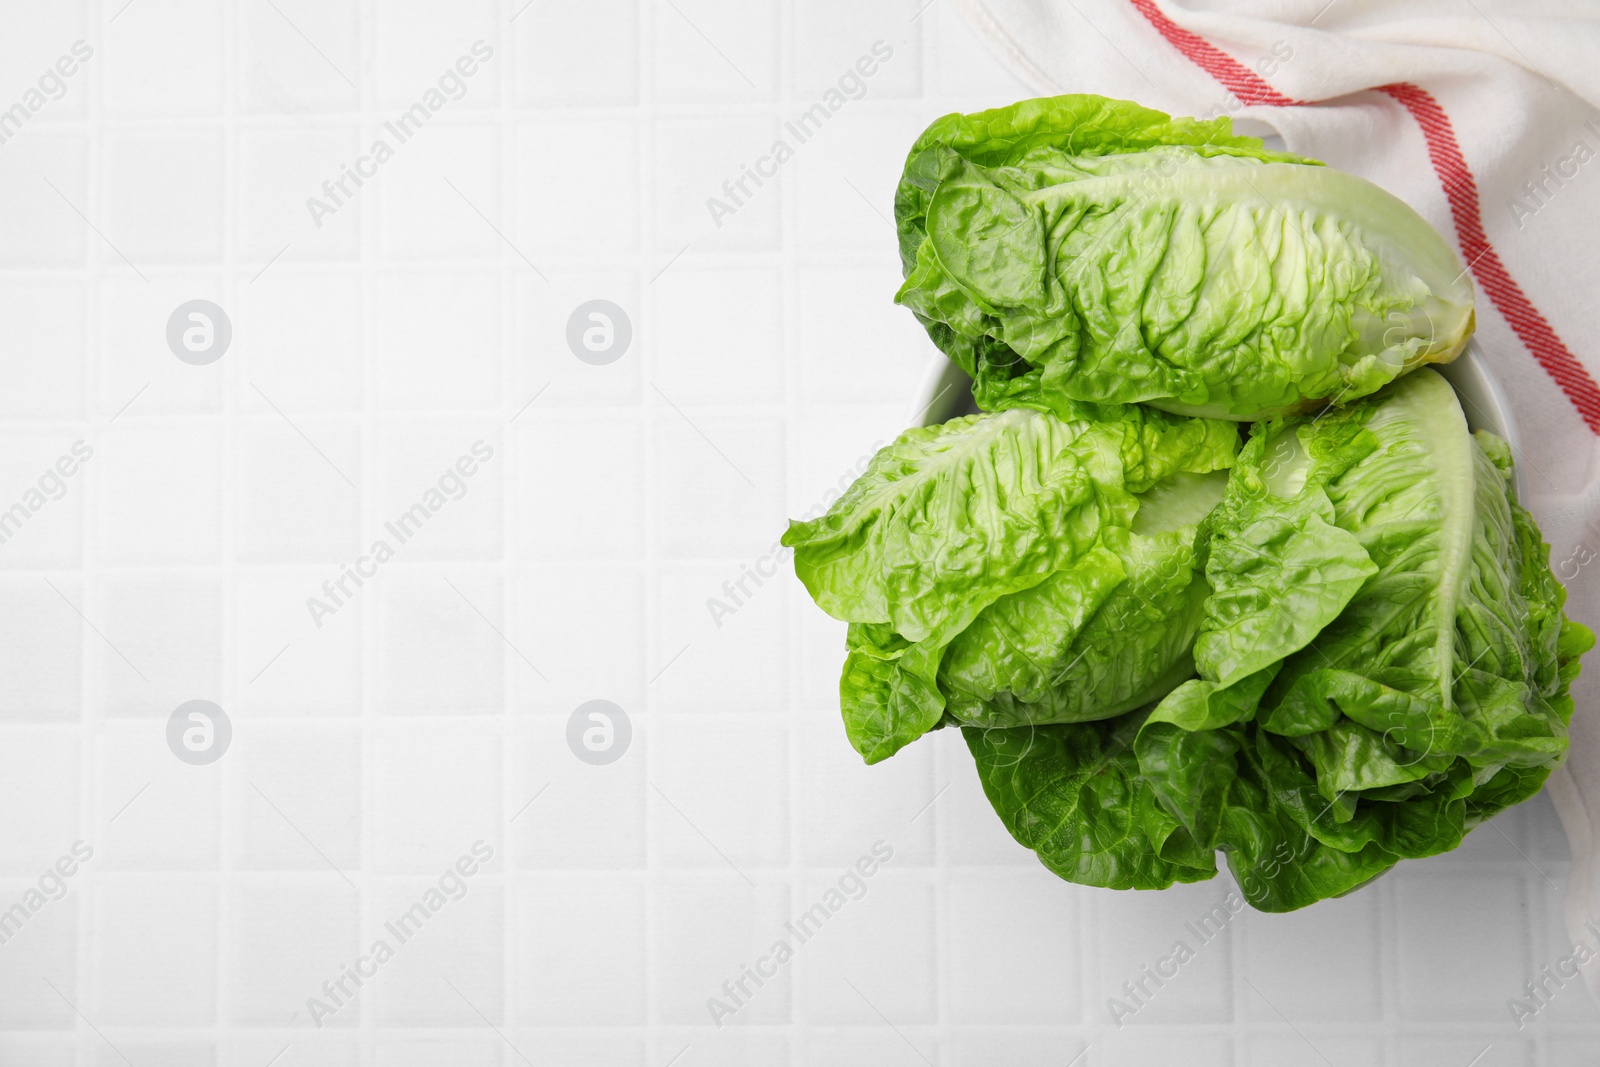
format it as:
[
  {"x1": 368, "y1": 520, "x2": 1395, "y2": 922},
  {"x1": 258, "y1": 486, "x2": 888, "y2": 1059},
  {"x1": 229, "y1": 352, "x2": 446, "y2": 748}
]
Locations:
[
  {"x1": 783, "y1": 403, "x2": 1238, "y2": 763},
  {"x1": 894, "y1": 95, "x2": 1475, "y2": 420},
  {"x1": 1134, "y1": 370, "x2": 1593, "y2": 909},
  {"x1": 965, "y1": 713, "x2": 1217, "y2": 891},
  {"x1": 783, "y1": 93, "x2": 1586, "y2": 911}
]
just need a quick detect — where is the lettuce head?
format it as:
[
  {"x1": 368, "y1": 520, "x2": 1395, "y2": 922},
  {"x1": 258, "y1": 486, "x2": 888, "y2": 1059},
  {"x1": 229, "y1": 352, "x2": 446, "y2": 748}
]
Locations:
[
  {"x1": 781, "y1": 398, "x2": 1239, "y2": 763},
  {"x1": 894, "y1": 95, "x2": 1476, "y2": 421}
]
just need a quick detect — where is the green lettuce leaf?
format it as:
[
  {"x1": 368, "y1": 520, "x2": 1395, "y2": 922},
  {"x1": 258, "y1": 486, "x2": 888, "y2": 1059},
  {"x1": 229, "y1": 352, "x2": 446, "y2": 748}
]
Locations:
[
  {"x1": 894, "y1": 95, "x2": 1475, "y2": 420},
  {"x1": 1134, "y1": 369, "x2": 1592, "y2": 909},
  {"x1": 781, "y1": 407, "x2": 1137, "y2": 648},
  {"x1": 965, "y1": 714, "x2": 1218, "y2": 891},
  {"x1": 941, "y1": 519, "x2": 1213, "y2": 728},
  {"x1": 788, "y1": 405, "x2": 1239, "y2": 763}
]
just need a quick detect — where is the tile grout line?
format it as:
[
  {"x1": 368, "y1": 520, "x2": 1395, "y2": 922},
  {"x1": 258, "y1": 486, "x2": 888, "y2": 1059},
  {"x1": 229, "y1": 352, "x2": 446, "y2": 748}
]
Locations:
[
  {"x1": 640, "y1": 0, "x2": 661, "y2": 1049},
  {"x1": 780, "y1": 0, "x2": 804, "y2": 1049},
  {"x1": 75, "y1": 0, "x2": 108, "y2": 1044},
  {"x1": 497, "y1": 0, "x2": 519, "y2": 1047},
  {"x1": 217, "y1": 0, "x2": 242, "y2": 1036},
  {"x1": 356, "y1": 0, "x2": 378, "y2": 1051}
]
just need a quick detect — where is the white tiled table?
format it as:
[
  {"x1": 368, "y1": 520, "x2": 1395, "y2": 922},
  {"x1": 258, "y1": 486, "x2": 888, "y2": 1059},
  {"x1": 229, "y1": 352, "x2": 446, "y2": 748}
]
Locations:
[{"x1": 0, "y1": 1, "x2": 1596, "y2": 1064}]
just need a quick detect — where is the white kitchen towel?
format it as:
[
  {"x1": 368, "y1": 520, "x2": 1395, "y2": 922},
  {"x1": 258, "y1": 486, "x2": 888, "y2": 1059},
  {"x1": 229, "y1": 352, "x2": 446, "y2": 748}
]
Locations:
[{"x1": 950, "y1": 0, "x2": 1600, "y2": 1001}]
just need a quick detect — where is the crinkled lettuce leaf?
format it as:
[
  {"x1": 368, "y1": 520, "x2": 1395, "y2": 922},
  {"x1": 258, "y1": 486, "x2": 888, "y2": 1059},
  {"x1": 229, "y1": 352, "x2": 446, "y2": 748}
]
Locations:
[
  {"x1": 781, "y1": 407, "x2": 1136, "y2": 648},
  {"x1": 1135, "y1": 370, "x2": 1593, "y2": 909},
  {"x1": 965, "y1": 712, "x2": 1218, "y2": 891},
  {"x1": 785, "y1": 405, "x2": 1239, "y2": 763},
  {"x1": 894, "y1": 95, "x2": 1475, "y2": 421},
  {"x1": 942, "y1": 512, "x2": 1216, "y2": 728}
]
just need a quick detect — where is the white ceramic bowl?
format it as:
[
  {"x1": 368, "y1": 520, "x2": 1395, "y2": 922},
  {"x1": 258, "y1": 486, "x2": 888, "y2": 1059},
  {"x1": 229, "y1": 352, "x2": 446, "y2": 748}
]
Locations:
[{"x1": 906, "y1": 343, "x2": 1519, "y2": 490}]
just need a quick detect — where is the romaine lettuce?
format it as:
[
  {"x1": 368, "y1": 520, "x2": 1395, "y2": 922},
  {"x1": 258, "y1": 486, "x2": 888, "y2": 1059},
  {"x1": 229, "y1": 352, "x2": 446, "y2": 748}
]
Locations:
[
  {"x1": 785, "y1": 93, "x2": 1587, "y2": 911},
  {"x1": 1133, "y1": 370, "x2": 1593, "y2": 908},
  {"x1": 782, "y1": 401, "x2": 1239, "y2": 763},
  {"x1": 894, "y1": 96, "x2": 1476, "y2": 421}
]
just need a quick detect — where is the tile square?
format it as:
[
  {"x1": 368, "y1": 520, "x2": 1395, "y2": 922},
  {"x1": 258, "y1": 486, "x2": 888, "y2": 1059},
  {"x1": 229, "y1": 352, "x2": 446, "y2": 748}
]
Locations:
[
  {"x1": 103, "y1": 128, "x2": 224, "y2": 262},
  {"x1": 1087, "y1": 877, "x2": 1236, "y2": 1027},
  {"x1": 511, "y1": 566, "x2": 643, "y2": 716},
  {"x1": 378, "y1": 122, "x2": 500, "y2": 259},
  {"x1": 93, "y1": 574, "x2": 222, "y2": 718},
  {"x1": 654, "y1": 720, "x2": 788, "y2": 870},
  {"x1": 231, "y1": 725, "x2": 361, "y2": 871},
  {"x1": 797, "y1": 263, "x2": 929, "y2": 406},
  {"x1": 372, "y1": 724, "x2": 502, "y2": 869},
  {"x1": 238, "y1": 270, "x2": 364, "y2": 413},
  {"x1": 788, "y1": 409, "x2": 895, "y2": 521},
  {"x1": 96, "y1": 422, "x2": 223, "y2": 565},
  {"x1": 515, "y1": 117, "x2": 638, "y2": 257},
  {"x1": 654, "y1": 875, "x2": 793, "y2": 1025},
  {"x1": 235, "y1": 569, "x2": 364, "y2": 718},
  {"x1": 796, "y1": 716, "x2": 936, "y2": 867},
  {"x1": 510, "y1": 1032, "x2": 645, "y2": 1065},
  {"x1": 94, "y1": 275, "x2": 226, "y2": 416},
  {"x1": 374, "y1": 1, "x2": 500, "y2": 113},
  {"x1": 0, "y1": 895, "x2": 75, "y2": 1036},
  {"x1": 0, "y1": 10, "x2": 89, "y2": 121},
  {"x1": 238, "y1": 125, "x2": 363, "y2": 262},
  {"x1": 239, "y1": 0, "x2": 360, "y2": 114},
  {"x1": 0, "y1": 732, "x2": 78, "y2": 875},
  {"x1": 0, "y1": 432, "x2": 87, "y2": 567},
  {"x1": 376, "y1": 423, "x2": 503, "y2": 562},
  {"x1": 91, "y1": 876, "x2": 218, "y2": 1025},
  {"x1": 516, "y1": 873, "x2": 646, "y2": 1024},
  {"x1": 0, "y1": 134, "x2": 89, "y2": 267},
  {"x1": 369, "y1": 872, "x2": 504, "y2": 1026},
  {"x1": 0, "y1": 280, "x2": 84, "y2": 417},
  {"x1": 513, "y1": 411, "x2": 643, "y2": 560},
  {"x1": 513, "y1": 0, "x2": 637, "y2": 106},
  {"x1": 1396, "y1": 869, "x2": 1530, "y2": 1020},
  {"x1": 949, "y1": 868, "x2": 1084, "y2": 1024},
  {"x1": 654, "y1": 563, "x2": 786, "y2": 714},
  {"x1": 793, "y1": 107, "x2": 928, "y2": 254},
  {"x1": 226, "y1": 879, "x2": 362, "y2": 1026},
  {"x1": 237, "y1": 418, "x2": 362, "y2": 562},
  {"x1": 793, "y1": 2, "x2": 921, "y2": 100},
  {"x1": 375, "y1": 572, "x2": 505, "y2": 715},
  {"x1": 511, "y1": 268, "x2": 641, "y2": 409},
  {"x1": 0, "y1": 577, "x2": 82, "y2": 721},
  {"x1": 1237, "y1": 887, "x2": 1382, "y2": 1022},
  {"x1": 651, "y1": 410, "x2": 784, "y2": 559},
  {"x1": 102, "y1": 0, "x2": 222, "y2": 117},
  {"x1": 509, "y1": 714, "x2": 644, "y2": 870},
  {"x1": 372, "y1": 271, "x2": 502, "y2": 410},
  {"x1": 654, "y1": 0, "x2": 777, "y2": 101},
  {"x1": 652, "y1": 266, "x2": 782, "y2": 406},
  {"x1": 796, "y1": 869, "x2": 935, "y2": 1024},
  {"x1": 654, "y1": 116, "x2": 782, "y2": 252},
  {"x1": 94, "y1": 722, "x2": 219, "y2": 871}
]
